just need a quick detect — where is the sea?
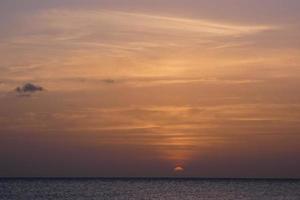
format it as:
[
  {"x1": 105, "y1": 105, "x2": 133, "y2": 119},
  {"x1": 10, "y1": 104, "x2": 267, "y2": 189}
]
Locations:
[{"x1": 0, "y1": 178, "x2": 299, "y2": 200}]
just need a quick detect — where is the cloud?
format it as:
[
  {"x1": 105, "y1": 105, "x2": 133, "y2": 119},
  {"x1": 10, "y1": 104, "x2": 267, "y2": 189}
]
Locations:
[
  {"x1": 38, "y1": 9, "x2": 275, "y2": 37},
  {"x1": 102, "y1": 79, "x2": 115, "y2": 84},
  {"x1": 15, "y1": 83, "x2": 44, "y2": 93}
]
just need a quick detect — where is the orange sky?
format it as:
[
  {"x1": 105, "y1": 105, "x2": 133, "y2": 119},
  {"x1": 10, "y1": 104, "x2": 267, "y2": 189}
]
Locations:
[{"x1": 0, "y1": 0, "x2": 300, "y2": 178}]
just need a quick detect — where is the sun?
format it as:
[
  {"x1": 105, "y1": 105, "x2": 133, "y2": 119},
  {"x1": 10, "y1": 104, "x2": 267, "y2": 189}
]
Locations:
[{"x1": 174, "y1": 166, "x2": 184, "y2": 173}]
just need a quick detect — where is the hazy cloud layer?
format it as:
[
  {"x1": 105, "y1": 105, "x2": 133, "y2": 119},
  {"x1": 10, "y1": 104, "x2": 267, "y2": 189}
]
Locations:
[
  {"x1": 0, "y1": 7, "x2": 290, "y2": 82},
  {"x1": 1, "y1": 89, "x2": 300, "y2": 177}
]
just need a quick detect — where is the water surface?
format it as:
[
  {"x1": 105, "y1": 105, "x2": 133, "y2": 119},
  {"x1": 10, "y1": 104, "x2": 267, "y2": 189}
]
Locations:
[{"x1": 1, "y1": 178, "x2": 299, "y2": 200}]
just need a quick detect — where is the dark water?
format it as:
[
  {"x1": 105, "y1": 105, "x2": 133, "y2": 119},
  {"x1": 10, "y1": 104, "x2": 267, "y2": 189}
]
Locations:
[{"x1": 0, "y1": 178, "x2": 299, "y2": 200}]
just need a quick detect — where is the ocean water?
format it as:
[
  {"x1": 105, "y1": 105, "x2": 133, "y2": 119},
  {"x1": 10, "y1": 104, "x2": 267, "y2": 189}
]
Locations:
[{"x1": 0, "y1": 178, "x2": 299, "y2": 200}]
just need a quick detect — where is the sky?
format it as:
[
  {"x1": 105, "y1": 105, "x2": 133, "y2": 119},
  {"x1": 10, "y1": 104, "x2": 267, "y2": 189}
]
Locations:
[{"x1": 0, "y1": 0, "x2": 300, "y2": 178}]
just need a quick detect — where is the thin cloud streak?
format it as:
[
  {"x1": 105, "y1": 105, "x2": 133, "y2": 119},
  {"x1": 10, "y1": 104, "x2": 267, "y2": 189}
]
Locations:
[
  {"x1": 98, "y1": 10, "x2": 277, "y2": 35},
  {"x1": 26, "y1": 9, "x2": 278, "y2": 44}
]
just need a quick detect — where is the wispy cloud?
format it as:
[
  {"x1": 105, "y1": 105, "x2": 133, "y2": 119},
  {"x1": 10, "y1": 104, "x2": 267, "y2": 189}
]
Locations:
[
  {"x1": 105, "y1": 10, "x2": 276, "y2": 35},
  {"x1": 22, "y1": 9, "x2": 277, "y2": 47},
  {"x1": 0, "y1": 8, "x2": 295, "y2": 84}
]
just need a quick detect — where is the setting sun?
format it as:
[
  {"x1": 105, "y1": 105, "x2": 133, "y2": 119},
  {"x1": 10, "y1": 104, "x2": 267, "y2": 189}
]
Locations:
[{"x1": 174, "y1": 166, "x2": 185, "y2": 173}]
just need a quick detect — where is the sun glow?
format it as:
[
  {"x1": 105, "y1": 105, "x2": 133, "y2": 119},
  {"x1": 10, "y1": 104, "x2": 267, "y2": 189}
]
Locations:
[{"x1": 174, "y1": 166, "x2": 184, "y2": 173}]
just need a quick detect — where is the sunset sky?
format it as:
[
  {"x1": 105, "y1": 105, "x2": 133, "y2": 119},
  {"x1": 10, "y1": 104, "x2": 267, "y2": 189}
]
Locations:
[{"x1": 0, "y1": 0, "x2": 300, "y2": 178}]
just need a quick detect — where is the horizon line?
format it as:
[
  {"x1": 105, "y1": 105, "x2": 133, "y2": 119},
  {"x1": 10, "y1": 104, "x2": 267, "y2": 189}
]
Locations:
[{"x1": 1, "y1": 177, "x2": 299, "y2": 181}]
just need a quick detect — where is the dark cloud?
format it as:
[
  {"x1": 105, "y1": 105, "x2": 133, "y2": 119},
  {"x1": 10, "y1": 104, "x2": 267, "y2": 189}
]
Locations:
[{"x1": 15, "y1": 83, "x2": 44, "y2": 93}]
